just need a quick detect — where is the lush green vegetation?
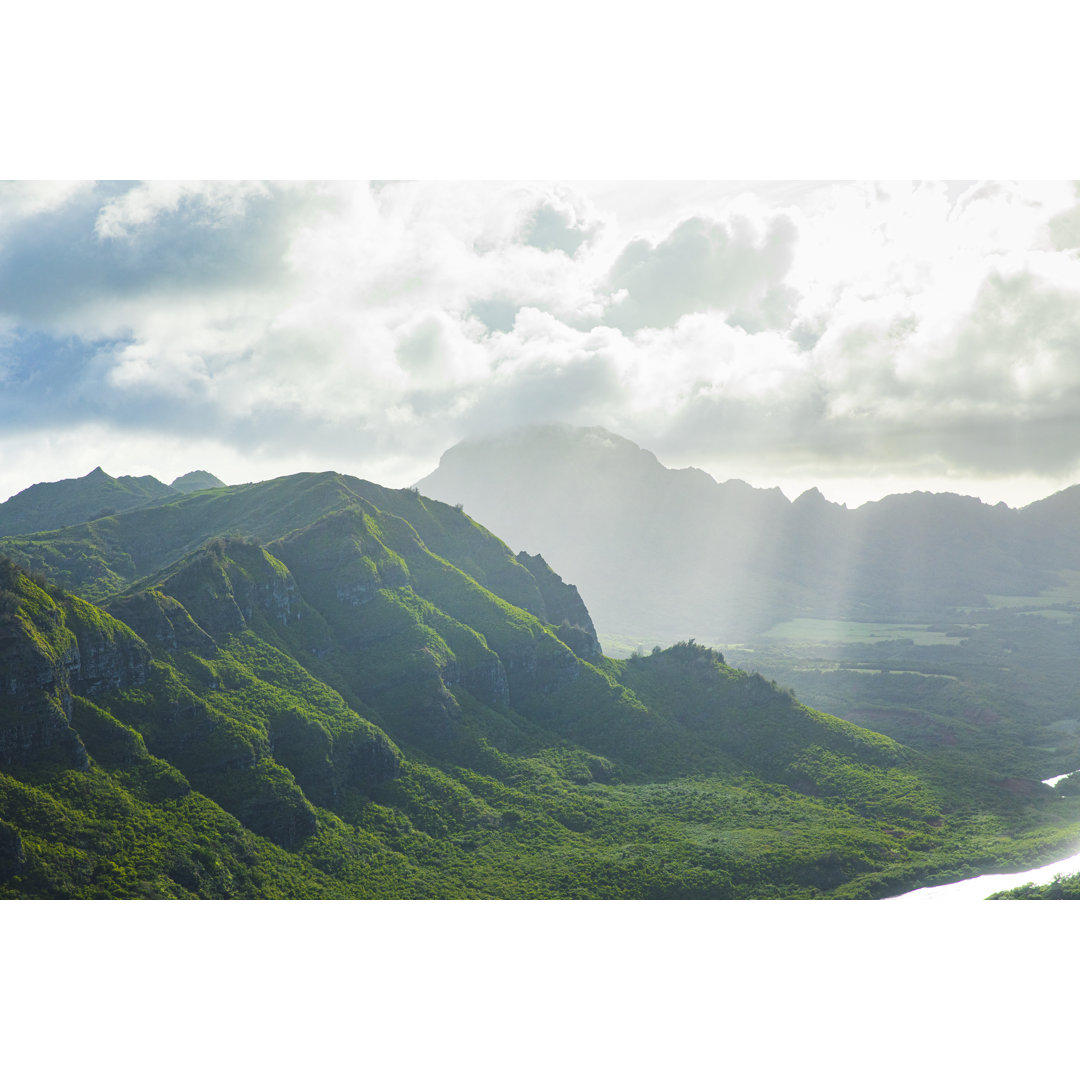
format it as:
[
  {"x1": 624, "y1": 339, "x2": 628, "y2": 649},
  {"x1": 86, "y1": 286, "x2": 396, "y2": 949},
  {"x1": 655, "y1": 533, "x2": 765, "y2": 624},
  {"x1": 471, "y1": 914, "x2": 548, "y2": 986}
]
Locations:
[
  {"x1": 990, "y1": 871, "x2": 1080, "y2": 899},
  {"x1": 4, "y1": 474, "x2": 1080, "y2": 899}
]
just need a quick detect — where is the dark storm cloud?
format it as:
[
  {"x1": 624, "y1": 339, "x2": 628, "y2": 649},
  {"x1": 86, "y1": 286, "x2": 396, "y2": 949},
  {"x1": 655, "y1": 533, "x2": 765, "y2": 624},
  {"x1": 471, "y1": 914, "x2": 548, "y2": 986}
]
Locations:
[{"x1": 602, "y1": 213, "x2": 800, "y2": 333}]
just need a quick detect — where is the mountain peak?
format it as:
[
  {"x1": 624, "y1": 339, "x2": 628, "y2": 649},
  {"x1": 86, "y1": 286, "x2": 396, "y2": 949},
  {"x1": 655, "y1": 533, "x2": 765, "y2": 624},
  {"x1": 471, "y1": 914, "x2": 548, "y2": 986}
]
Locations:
[
  {"x1": 0, "y1": 467, "x2": 170, "y2": 538},
  {"x1": 793, "y1": 486, "x2": 837, "y2": 507},
  {"x1": 170, "y1": 470, "x2": 226, "y2": 494}
]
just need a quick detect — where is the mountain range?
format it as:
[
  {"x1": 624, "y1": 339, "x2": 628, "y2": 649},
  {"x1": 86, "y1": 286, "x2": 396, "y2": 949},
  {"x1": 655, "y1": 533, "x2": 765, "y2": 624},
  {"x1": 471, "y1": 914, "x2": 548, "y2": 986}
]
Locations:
[
  {"x1": 417, "y1": 425, "x2": 1080, "y2": 642},
  {"x1": 4, "y1": 464, "x2": 1078, "y2": 898}
]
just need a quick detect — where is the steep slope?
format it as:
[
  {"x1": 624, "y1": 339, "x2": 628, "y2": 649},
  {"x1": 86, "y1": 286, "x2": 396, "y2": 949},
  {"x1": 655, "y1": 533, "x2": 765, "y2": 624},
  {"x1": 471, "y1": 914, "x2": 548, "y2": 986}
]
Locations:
[{"x1": 3, "y1": 476, "x2": 1079, "y2": 899}]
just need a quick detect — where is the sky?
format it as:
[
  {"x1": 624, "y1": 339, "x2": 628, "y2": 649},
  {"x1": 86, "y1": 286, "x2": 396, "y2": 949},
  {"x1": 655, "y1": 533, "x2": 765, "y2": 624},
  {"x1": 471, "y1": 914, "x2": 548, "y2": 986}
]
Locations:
[{"x1": 4, "y1": 178, "x2": 1080, "y2": 508}]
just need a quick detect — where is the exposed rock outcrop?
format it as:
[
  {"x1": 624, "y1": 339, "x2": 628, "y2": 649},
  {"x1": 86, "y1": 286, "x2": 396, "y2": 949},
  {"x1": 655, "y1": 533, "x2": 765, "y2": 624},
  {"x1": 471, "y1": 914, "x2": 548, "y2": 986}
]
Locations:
[
  {"x1": 268, "y1": 710, "x2": 401, "y2": 806},
  {"x1": 1, "y1": 574, "x2": 86, "y2": 769},
  {"x1": 500, "y1": 634, "x2": 582, "y2": 700},
  {"x1": 65, "y1": 596, "x2": 151, "y2": 696},
  {"x1": 0, "y1": 565, "x2": 153, "y2": 769}
]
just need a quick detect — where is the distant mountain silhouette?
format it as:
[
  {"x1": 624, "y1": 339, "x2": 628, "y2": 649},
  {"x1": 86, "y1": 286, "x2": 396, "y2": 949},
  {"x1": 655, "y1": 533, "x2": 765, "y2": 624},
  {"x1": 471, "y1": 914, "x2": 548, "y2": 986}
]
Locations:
[{"x1": 417, "y1": 424, "x2": 1079, "y2": 643}]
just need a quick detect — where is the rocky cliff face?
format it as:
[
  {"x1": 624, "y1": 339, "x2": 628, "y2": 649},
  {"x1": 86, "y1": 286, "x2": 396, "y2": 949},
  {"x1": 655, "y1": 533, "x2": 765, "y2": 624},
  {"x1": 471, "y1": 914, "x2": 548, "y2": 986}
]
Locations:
[
  {"x1": 499, "y1": 633, "x2": 582, "y2": 700},
  {"x1": 0, "y1": 611, "x2": 86, "y2": 770},
  {"x1": 65, "y1": 596, "x2": 152, "y2": 696},
  {"x1": 268, "y1": 708, "x2": 402, "y2": 807},
  {"x1": 0, "y1": 565, "x2": 153, "y2": 769}
]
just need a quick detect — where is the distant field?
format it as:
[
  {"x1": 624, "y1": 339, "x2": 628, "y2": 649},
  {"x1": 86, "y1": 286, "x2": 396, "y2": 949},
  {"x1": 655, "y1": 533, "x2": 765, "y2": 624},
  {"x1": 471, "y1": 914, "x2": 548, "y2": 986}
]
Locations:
[
  {"x1": 759, "y1": 618, "x2": 964, "y2": 646},
  {"x1": 786, "y1": 666, "x2": 960, "y2": 679},
  {"x1": 601, "y1": 618, "x2": 965, "y2": 657},
  {"x1": 599, "y1": 594, "x2": 1078, "y2": 658}
]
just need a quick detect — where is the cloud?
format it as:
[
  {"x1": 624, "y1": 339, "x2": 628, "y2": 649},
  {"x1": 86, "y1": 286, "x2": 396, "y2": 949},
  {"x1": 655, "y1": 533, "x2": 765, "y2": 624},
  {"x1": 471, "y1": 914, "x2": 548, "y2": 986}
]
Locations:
[
  {"x1": 1047, "y1": 182, "x2": 1080, "y2": 252},
  {"x1": 740, "y1": 251, "x2": 1080, "y2": 478},
  {"x1": 466, "y1": 298, "x2": 520, "y2": 333},
  {"x1": 0, "y1": 181, "x2": 322, "y2": 333},
  {"x1": 459, "y1": 309, "x2": 626, "y2": 435},
  {"x1": 602, "y1": 211, "x2": 800, "y2": 333},
  {"x1": 6, "y1": 180, "x2": 1080, "y2": 507},
  {"x1": 522, "y1": 193, "x2": 600, "y2": 255},
  {"x1": 0, "y1": 180, "x2": 93, "y2": 221},
  {"x1": 92, "y1": 181, "x2": 273, "y2": 239}
]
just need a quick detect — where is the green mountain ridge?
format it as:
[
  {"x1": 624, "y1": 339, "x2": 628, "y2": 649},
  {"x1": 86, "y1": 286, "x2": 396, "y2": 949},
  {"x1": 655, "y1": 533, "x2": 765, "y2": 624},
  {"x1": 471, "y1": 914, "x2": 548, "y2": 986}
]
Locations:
[
  {"x1": 0, "y1": 466, "x2": 225, "y2": 538},
  {"x1": 3, "y1": 471, "x2": 1078, "y2": 899}
]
